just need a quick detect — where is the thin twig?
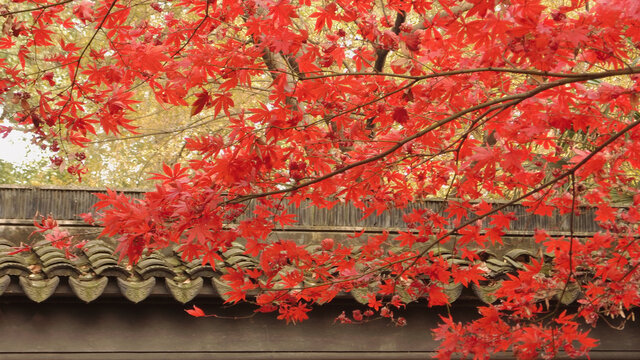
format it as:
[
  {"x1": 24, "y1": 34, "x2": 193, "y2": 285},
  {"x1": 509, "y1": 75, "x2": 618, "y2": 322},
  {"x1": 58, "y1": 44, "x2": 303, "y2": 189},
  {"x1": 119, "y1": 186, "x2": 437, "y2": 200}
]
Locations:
[
  {"x1": 56, "y1": 0, "x2": 118, "y2": 117},
  {"x1": 0, "y1": 0, "x2": 75, "y2": 16}
]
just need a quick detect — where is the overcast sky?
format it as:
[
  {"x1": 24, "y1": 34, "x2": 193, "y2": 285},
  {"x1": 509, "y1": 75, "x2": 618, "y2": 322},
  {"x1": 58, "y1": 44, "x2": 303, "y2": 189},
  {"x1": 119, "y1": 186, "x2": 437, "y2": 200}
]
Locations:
[{"x1": 0, "y1": 120, "x2": 48, "y2": 166}]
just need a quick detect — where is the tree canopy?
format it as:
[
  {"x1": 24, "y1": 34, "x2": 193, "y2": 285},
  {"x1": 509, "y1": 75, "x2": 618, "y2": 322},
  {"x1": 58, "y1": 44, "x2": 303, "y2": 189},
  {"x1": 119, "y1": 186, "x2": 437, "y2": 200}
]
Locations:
[{"x1": 2, "y1": 0, "x2": 640, "y2": 358}]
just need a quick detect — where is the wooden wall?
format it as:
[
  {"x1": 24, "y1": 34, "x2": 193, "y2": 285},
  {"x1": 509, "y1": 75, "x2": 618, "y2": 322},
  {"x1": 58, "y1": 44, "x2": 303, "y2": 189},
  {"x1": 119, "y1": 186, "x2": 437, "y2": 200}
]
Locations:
[{"x1": 0, "y1": 185, "x2": 602, "y2": 235}]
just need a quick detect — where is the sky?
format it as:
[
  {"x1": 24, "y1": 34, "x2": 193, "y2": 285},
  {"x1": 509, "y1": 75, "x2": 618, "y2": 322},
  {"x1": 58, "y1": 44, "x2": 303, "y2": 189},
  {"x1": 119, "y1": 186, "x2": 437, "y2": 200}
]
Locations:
[{"x1": 0, "y1": 120, "x2": 48, "y2": 166}]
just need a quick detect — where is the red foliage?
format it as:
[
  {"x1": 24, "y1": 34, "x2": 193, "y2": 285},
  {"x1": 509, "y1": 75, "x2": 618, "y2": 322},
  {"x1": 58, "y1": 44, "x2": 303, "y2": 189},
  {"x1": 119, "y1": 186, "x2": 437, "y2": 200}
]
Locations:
[
  {"x1": 4, "y1": 0, "x2": 640, "y2": 358},
  {"x1": 185, "y1": 305, "x2": 209, "y2": 317}
]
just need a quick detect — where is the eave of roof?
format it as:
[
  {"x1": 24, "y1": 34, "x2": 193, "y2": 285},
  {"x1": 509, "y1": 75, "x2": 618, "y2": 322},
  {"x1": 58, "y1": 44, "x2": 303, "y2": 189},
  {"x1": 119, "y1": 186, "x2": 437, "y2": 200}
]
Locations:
[{"x1": 0, "y1": 238, "x2": 580, "y2": 305}]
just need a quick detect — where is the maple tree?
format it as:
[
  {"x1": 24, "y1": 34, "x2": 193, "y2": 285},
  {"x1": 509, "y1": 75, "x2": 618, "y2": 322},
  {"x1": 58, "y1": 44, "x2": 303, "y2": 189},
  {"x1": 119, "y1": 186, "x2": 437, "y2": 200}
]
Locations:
[{"x1": 3, "y1": 0, "x2": 640, "y2": 357}]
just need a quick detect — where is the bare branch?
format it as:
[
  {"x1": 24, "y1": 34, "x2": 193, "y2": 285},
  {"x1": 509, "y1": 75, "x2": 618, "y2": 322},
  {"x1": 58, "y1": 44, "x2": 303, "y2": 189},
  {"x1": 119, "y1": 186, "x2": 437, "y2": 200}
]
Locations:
[
  {"x1": 302, "y1": 67, "x2": 620, "y2": 81},
  {"x1": 0, "y1": 0, "x2": 75, "y2": 17}
]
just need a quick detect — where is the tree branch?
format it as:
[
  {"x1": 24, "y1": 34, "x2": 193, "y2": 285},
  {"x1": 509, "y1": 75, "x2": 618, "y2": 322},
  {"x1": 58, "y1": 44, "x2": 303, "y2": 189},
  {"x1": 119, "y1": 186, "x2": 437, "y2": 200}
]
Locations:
[
  {"x1": 171, "y1": 0, "x2": 211, "y2": 59},
  {"x1": 373, "y1": 11, "x2": 406, "y2": 73},
  {"x1": 0, "y1": 0, "x2": 75, "y2": 17},
  {"x1": 275, "y1": 115, "x2": 640, "y2": 292},
  {"x1": 226, "y1": 66, "x2": 640, "y2": 204},
  {"x1": 56, "y1": 0, "x2": 118, "y2": 117},
  {"x1": 302, "y1": 67, "x2": 620, "y2": 81}
]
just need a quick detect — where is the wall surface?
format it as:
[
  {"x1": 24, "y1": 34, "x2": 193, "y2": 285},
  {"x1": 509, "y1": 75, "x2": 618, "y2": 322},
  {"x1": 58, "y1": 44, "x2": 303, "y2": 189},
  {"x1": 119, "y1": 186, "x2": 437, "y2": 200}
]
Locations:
[
  {"x1": 0, "y1": 185, "x2": 603, "y2": 234},
  {"x1": 0, "y1": 297, "x2": 639, "y2": 360}
]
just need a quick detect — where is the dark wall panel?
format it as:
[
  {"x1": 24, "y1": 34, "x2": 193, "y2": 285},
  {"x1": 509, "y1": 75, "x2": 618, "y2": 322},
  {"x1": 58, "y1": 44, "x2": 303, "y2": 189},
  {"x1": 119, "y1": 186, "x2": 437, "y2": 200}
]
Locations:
[{"x1": 0, "y1": 298, "x2": 639, "y2": 359}]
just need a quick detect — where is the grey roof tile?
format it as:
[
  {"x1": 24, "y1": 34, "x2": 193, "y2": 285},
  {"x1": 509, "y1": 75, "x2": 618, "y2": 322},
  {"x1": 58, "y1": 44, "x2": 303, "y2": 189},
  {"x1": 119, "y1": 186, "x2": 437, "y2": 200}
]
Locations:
[
  {"x1": 472, "y1": 282, "x2": 501, "y2": 304},
  {"x1": 19, "y1": 276, "x2": 59, "y2": 303},
  {"x1": 69, "y1": 276, "x2": 109, "y2": 303},
  {"x1": 166, "y1": 277, "x2": 203, "y2": 303},
  {"x1": 0, "y1": 275, "x2": 9, "y2": 295},
  {"x1": 138, "y1": 265, "x2": 177, "y2": 280},
  {"x1": 0, "y1": 261, "x2": 30, "y2": 276},
  {"x1": 117, "y1": 277, "x2": 156, "y2": 303},
  {"x1": 211, "y1": 277, "x2": 232, "y2": 300},
  {"x1": 42, "y1": 262, "x2": 82, "y2": 277},
  {"x1": 94, "y1": 264, "x2": 130, "y2": 278}
]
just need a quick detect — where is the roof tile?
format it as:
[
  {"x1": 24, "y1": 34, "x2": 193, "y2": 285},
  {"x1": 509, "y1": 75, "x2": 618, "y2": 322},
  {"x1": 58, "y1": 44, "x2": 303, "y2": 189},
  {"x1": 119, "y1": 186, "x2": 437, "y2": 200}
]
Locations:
[
  {"x1": 0, "y1": 275, "x2": 9, "y2": 295},
  {"x1": 0, "y1": 262, "x2": 30, "y2": 276},
  {"x1": 117, "y1": 277, "x2": 156, "y2": 303},
  {"x1": 69, "y1": 276, "x2": 109, "y2": 303},
  {"x1": 19, "y1": 276, "x2": 59, "y2": 303},
  {"x1": 0, "y1": 238, "x2": 570, "y2": 306},
  {"x1": 166, "y1": 277, "x2": 203, "y2": 303}
]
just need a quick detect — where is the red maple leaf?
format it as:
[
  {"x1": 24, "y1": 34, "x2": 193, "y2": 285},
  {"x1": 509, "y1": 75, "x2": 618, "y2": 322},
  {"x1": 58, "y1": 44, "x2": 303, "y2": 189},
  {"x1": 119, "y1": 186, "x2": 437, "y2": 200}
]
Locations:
[
  {"x1": 185, "y1": 305, "x2": 207, "y2": 317},
  {"x1": 73, "y1": 1, "x2": 95, "y2": 23},
  {"x1": 595, "y1": 204, "x2": 617, "y2": 223}
]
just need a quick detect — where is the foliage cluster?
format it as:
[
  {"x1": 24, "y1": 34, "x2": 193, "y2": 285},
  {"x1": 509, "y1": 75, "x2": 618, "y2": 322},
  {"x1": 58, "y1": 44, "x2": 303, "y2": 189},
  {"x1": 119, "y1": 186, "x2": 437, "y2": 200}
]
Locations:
[{"x1": 2, "y1": 0, "x2": 640, "y2": 358}]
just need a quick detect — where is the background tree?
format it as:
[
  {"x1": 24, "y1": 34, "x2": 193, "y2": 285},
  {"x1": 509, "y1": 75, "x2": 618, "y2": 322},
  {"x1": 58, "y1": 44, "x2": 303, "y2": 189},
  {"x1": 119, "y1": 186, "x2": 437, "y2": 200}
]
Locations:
[{"x1": 2, "y1": 0, "x2": 640, "y2": 358}]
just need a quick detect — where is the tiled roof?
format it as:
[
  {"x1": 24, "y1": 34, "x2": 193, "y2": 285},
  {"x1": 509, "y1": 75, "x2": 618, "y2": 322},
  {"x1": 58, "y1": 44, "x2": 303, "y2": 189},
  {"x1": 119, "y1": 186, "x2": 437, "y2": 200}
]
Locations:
[{"x1": 0, "y1": 238, "x2": 580, "y2": 305}]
